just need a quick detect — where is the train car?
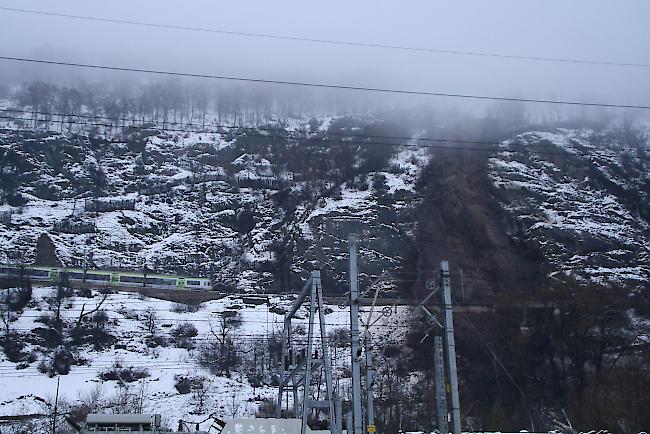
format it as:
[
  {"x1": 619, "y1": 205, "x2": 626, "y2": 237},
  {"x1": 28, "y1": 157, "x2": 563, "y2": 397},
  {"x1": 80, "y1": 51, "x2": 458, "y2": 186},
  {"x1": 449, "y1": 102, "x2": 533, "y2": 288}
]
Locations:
[
  {"x1": 0, "y1": 265, "x2": 213, "y2": 291},
  {"x1": 0, "y1": 265, "x2": 52, "y2": 281},
  {"x1": 186, "y1": 277, "x2": 212, "y2": 290}
]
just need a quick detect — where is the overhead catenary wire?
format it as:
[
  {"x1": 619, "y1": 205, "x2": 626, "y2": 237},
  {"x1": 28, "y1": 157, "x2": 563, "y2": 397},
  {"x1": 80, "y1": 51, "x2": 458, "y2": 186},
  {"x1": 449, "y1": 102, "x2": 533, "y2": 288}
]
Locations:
[
  {"x1": 1, "y1": 56, "x2": 649, "y2": 110},
  {"x1": 1, "y1": 6, "x2": 649, "y2": 69}
]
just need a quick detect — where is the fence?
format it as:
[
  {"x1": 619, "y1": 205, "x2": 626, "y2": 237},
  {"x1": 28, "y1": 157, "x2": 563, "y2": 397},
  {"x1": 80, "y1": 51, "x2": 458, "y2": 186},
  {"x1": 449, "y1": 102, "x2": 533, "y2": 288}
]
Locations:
[{"x1": 53, "y1": 219, "x2": 96, "y2": 234}]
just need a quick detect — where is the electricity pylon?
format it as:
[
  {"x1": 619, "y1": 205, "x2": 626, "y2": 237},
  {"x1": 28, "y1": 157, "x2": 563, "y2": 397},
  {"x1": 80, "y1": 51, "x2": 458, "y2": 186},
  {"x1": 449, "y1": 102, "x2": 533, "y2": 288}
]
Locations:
[{"x1": 276, "y1": 270, "x2": 339, "y2": 434}]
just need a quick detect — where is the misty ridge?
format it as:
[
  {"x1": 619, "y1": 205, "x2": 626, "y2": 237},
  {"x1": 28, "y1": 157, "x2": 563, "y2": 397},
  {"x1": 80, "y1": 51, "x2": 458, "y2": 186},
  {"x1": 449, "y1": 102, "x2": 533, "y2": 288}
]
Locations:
[{"x1": 1, "y1": 73, "x2": 648, "y2": 144}]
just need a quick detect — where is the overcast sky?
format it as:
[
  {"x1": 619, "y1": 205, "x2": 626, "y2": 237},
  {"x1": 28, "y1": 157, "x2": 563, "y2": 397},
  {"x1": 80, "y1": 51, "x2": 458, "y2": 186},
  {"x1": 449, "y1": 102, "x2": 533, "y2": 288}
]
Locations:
[{"x1": 0, "y1": 0, "x2": 649, "y2": 110}]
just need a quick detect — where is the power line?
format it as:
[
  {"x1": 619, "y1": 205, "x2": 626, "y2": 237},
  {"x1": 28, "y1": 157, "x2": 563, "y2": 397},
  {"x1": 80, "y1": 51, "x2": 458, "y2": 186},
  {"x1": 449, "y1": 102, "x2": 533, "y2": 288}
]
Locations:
[
  {"x1": 0, "y1": 108, "x2": 529, "y2": 148},
  {"x1": 1, "y1": 6, "x2": 648, "y2": 69},
  {"x1": 2, "y1": 114, "x2": 648, "y2": 156},
  {"x1": 4, "y1": 108, "x2": 648, "y2": 154},
  {"x1": 1, "y1": 55, "x2": 649, "y2": 110}
]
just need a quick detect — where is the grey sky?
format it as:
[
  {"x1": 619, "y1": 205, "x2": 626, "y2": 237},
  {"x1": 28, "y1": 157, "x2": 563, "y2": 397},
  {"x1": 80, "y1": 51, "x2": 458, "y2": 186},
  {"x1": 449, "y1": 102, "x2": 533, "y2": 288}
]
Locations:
[{"x1": 0, "y1": 0, "x2": 649, "y2": 109}]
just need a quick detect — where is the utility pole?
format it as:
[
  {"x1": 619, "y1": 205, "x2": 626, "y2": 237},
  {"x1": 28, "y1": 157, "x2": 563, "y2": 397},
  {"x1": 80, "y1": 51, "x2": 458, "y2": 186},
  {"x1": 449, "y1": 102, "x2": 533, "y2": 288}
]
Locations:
[
  {"x1": 82, "y1": 246, "x2": 88, "y2": 283},
  {"x1": 51, "y1": 376, "x2": 60, "y2": 434},
  {"x1": 433, "y1": 336, "x2": 448, "y2": 434},
  {"x1": 459, "y1": 267, "x2": 465, "y2": 305},
  {"x1": 336, "y1": 397, "x2": 343, "y2": 434},
  {"x1": 440, "y1": 261, "x2": 461, "y2": 434},
  {"x1": 365, "y1": 336, "x2": 375, "y2": 434},
  {"x1": 348, "y1": 234, "x2": 363, "y2": 434}
]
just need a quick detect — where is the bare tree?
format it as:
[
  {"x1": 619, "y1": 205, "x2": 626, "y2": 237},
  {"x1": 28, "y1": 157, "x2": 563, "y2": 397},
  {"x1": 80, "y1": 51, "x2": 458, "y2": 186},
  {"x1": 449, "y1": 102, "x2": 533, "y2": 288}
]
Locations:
[
  {"x1": 193, "y1": 378, "x2": 213, "y2": 414},
  {"x1": 142, "y1": 307, "x2": 158, "y2": 336},
  {"x1": 209, "y1": 312, "x2": 242, "y2": 348},
  {"x1": 224, "y1": 389, "x2": 245, "y2": 419},
  {"x1": 74, "y1": 293, "x2": 108, "y2": 330},
  {"x1": 0, "y1": 292, "x2": 17, "y2": 335},
  {"x1": 205, "y1": 312, "x2": 242, "y2": 376}
]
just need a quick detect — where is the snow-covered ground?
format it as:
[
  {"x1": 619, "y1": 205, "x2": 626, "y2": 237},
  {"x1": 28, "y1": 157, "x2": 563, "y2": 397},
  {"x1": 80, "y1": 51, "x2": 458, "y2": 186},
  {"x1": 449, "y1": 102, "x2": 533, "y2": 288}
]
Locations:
[{"x1": 0, "y1": 286, "x2": 409, "y2": 431}]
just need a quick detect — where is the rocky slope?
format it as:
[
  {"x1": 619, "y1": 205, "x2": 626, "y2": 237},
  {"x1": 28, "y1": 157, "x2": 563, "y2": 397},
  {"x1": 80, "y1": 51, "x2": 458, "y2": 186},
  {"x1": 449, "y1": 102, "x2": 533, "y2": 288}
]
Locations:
[
  {"x1": 0, "y1": 115, "x2": 424, "y2": 294},
  {"x1": 1, "y1": 118, "x2": 649, "y2": 298},
  {"x1": 490, "y1": 129, "x2": 650, "y2": 287}
]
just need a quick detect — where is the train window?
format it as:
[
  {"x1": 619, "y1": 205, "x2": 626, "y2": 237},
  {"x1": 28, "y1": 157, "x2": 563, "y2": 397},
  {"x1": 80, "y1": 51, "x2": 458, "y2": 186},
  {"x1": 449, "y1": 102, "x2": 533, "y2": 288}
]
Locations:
[
  {"x1": 146, "y1": 278, "x2": 163, "y2": 285},
  {"x1": 161, "y1": 279, "x2": 176, "y2": 285},
  {"x1": 187, "y1": 280, "x2": 201, "y2": 286},
  {"x1": 70, "y1": 272, "x2": 84, "y2": 279},
  {"x1": 121, "y1": 276, "x2": 144, "y2": 283},
  {"x1": 29, "y1": 269, "x2": 50, "y2": 277},
  {"x1": 87, "y1": 274, "x2": 110, "y2": 281}
]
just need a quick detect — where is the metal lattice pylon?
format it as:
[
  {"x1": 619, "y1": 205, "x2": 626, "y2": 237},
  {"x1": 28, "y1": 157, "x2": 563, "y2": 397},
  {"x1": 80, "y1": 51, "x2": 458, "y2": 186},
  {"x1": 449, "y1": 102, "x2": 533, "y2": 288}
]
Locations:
[
  {"x1": 418, "y1": 261, "x2": 461, "y2": 434},
  {"x1": 276, "y1": 270, "x2": 339, "y2": 434}
]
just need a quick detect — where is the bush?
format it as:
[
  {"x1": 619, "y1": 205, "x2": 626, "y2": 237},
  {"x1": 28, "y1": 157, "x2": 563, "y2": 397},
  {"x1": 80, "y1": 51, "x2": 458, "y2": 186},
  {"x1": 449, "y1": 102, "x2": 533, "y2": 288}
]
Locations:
[
  {"x1": 38, "y1": 347, "x2": 76, "y2": 376},
  {"x1": 372, "y1": 173, "x2": 388, "y2": 194},
  {"x1": 145, "y1": 334, "x2": 168, "y2": 348},
  {"x1": 198, "y1": 339, "x2": 242, "y2": 376},
  {"x1": 3, "y1": 283, "x2": 32, "y2": 311},
  {"x1": 173, "y1": 375, "x2": 206, "y2": 395},
  {"x1": 255, "y1": 398, "x2": 278, "y2": 418},
  {"x1": 30, "y1": 325, "x2": 63, "y2": 348},
  {"x1": 99, "y1": 362, "x2": 150, "y2": 383},
  {"x1": 328, "y1": 327, "x2": 351, "y2": 347},
  {"x1": 92, "y1": 311, "x2": 110, "y2": 327},
  {"x1": 68, "y1": 310, "x2": 115, "y2": 350},
  {"x1": 69, "y1": 324, "x2": 116, "y2": 350},
  {"x1": 6, "y1": 193, "x2": 27, "y2": 207},
  {"x1": 75, "y1": 288, "x2": 93, "y2": 298},
  {"x1": 172, "y1": 322, "x2": 198, "y2": 349},
  {"x1": 171, "y1": 303, "x2": 202, "y2": 313},
  {"x1": 1, "y1": 332, "x2": 28, "y2": 362},
  {"x1": 51, "y1": 347, "x2": 74, "y2": 375},
  {"x1": 246, "y1": 369, "x2": 264, "y2": 389},
  {"x1": 172, "y1": 322, "x2": 198, "y2": 338},
  {"x1": 358, "y1": 179, "x2": 369, "y2": 191}
]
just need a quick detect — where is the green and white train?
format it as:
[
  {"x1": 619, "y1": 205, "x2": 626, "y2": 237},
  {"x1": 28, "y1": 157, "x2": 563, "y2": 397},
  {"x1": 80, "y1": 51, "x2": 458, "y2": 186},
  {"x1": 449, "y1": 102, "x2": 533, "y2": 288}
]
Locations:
[{"x1": 0, "y1": 265, "x2": 212, "y2": 290}]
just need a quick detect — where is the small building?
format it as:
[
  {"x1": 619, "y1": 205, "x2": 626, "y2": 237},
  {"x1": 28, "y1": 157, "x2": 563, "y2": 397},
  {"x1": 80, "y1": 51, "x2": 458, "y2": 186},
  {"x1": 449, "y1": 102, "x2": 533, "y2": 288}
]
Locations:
[
  {"x1": 84, "y1": 414, "x2": 160, "y2": 433},
  {"x1": 82, "y1": 413, "x2": 208, "y2": 434}
]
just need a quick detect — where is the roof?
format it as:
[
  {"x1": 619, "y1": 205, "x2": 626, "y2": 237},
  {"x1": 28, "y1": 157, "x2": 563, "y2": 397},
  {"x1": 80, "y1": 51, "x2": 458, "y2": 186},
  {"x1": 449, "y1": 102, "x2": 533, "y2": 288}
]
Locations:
[{"x1": 86, "y1": 414, "x2": 157, "y2": 425}]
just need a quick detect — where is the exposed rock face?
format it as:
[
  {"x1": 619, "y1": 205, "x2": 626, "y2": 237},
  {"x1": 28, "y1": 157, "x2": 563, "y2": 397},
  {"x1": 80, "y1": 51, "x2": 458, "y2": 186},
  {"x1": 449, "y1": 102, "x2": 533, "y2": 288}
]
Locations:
[
  {"x1": 489, "y1": 129, "x2": 649, "y2": 288},
  {"x1": 409, "y1": 148, "x2": 545, "y2": 301},
  {"x1": 383, "y1": 128, "x2": 649, "y2": 301},
  {"x1": 34, "y1": 233, "x2": 62, "y2": 267}
]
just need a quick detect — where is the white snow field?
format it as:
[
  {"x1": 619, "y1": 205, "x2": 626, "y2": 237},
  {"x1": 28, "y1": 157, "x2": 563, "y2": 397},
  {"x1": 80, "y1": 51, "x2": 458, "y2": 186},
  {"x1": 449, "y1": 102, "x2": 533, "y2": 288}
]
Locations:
[{"x1": 0, "y1": 286, "x2": 408, "y2": 431}]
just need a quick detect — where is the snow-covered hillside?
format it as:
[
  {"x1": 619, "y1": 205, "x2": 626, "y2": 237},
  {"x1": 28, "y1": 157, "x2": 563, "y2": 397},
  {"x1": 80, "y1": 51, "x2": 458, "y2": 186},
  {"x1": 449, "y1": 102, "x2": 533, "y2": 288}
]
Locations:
[
  {"x1": 0, "y1": 116, "x2": 429, "y2": 294},
  {"x1": 2, "y1": 116, "x2": 649, "y2": 295}
]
